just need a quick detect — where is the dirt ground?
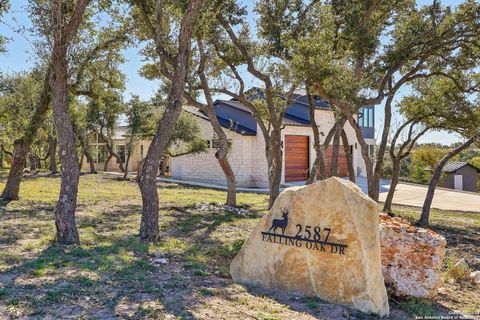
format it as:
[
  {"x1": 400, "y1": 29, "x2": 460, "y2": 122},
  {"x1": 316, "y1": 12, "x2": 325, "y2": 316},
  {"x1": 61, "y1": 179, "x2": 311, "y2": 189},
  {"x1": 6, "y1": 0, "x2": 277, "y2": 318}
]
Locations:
[{"x1": 0, "y1": 172, "x2": 478, "y2": 319}]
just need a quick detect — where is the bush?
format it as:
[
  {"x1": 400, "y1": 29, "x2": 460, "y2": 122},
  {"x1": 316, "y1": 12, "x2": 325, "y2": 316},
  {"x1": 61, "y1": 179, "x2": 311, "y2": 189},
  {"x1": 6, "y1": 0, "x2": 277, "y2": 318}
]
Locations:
[
  {"x1": 410, "y1": 165, "x2": 431, "y2": 184},
  {"x1": 443, "y1": 255, "x2": 470, "y2": 284},
  {"x1": 393, "y1": 298, "x2": 438, "y2": 317},
  {"x1": 231, "y1": 239, "x2": 245, "y2": 256}
]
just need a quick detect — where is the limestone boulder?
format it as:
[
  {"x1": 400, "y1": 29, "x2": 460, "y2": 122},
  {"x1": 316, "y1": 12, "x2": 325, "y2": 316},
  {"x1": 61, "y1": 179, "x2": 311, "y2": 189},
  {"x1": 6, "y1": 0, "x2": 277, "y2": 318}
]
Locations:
[
  {"x1": 379, "y1": 213, "x2": 446, "y2": 298},
  {"x1": 471, "y1": 271, "x2": 480, "y2": 285},
  {"x1": 230, "y1": 177, "x2": 389, "y2": 316}
]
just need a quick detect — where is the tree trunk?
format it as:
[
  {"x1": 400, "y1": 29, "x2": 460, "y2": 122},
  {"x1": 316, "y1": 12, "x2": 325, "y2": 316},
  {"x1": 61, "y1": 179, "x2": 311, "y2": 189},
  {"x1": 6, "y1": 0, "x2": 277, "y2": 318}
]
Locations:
[
  {"x1": 124, "y1": 152, "x2": 131, "y2": 179},
  {"x1": 218, "y1": 156, "x2": 237, "y2": 206},
  {"x1": 344, "y1": 113, "x2": 376, "y2": 199},
  {"x1": 36, "y1": 155, "x2": 41, "y2": 170},
  {"x1": 0, "y1": 146, "x2": 3, "y2": 169},
  {"x1": 1, "y1": 140, "x2": 28, "y2": 200},
  {"x1": 160, "y1": 155, "x2": 169, "y2": 176},
  {"x1": 138, "y1": 97, "x2": 182, "y2": 243},
  {"x1": 50, "y1": 36, "x2": 83, "y2": 245},
  {"x1": 330, "y1": 123, "x2": 342, "y2": 177},
  {"x1": 305, "y1": 89, "x2": 338, "y2": 184},
  {"x1": 104, "y1": 154, "x2": 112, "y2": 172},
  {"x1": 192, "y1": 39, "x2": 237, "y2": 207},
  {"x1": 306, "y1": 88, "x2": 323, "y2": 184},
  {"x1": 214, "y1": 137, "x2": 236, "y2": 207},
  {"x1": 136, "y1": 0, "x2": 203, "y2": 242},
  {"x1": 341, "y1": 129, "x2": 355, "y2": 183},
  {"x1": 99, "y1": 134, "x2": 125, "y2": 173},
  {"x1": 123, "y1": 134, "x2": 135, "y2": 179},
  {"x1": 109, "y1": 145, "x2": 125, "y2": 172},
  {"x1": 1, "y1": 69, "x2": 51, "y2": 200},
  {"x1": 384, "y1": 119, "x2": 429, "y2": 214},
  {"x1": 78, "y1": 134, "x2": 96, "y2": 174},
  {"x1": 138, "y1": 97, "x2": 189, "y2": 241},
  {"x1": 78, "y1": 149, "x2": 84, "y2": 171},
  {"x1": 417, "y1": 135, "x2": 477, "y2": 226},
  {"x1": 383, "y1": 159, "x2": 400, "y2": 213},
  {"x1": 48, "y1": 135, "x2": 58, "y2": 174},
  {"x1": 29, "y1": 154, "x2": 40, "y2": 171},
  {"x1": 202, "y1": 106, "x2": 237, "y2": 206},
  {"x1": 88, "y1": 154, "x2": 96, "y2": 174},
  {"x1": 266, "y1": 131, "x2": 283, "y2": 209}
]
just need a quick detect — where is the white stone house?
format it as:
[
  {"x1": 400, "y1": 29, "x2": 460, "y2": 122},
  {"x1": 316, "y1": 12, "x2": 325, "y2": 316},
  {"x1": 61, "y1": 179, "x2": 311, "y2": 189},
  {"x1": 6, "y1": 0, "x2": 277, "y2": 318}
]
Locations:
[{"x1": 170, "y1": 91, "x2": 375, "y2": 188}]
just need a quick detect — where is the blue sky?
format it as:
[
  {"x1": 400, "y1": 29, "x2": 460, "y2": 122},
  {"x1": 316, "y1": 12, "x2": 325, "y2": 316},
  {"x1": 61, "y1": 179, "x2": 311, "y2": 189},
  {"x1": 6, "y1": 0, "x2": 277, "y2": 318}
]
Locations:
[{"x1": 0, "y1": 0, "x2": 464, "y2": 145}]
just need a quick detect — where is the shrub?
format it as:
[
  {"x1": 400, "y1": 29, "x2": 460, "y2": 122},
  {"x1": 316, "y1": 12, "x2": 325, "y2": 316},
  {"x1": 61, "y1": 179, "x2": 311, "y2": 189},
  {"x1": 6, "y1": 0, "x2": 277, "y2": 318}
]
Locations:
[{"x1": 443, "y1": 255, "x2": 470, "y2": 283}]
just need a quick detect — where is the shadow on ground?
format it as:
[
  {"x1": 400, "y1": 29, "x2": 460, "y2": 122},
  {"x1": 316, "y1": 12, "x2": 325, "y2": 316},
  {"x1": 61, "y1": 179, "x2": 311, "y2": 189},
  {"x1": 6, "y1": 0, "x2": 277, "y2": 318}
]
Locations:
[{"x1": 0, "y1": 174, "x2": 473, "y2": 319}]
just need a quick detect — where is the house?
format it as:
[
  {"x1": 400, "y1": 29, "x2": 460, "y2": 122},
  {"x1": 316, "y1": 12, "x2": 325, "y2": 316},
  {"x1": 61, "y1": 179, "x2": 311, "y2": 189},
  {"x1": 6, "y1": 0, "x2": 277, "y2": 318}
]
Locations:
[
  {"x1": 170, "y1": 90, "x2": 375, "y2": 188},
  {"x1": 439, "y1": 161, "x2": 480, "y2": 192},
  {"x1": 83, "y1": 89, "x2": 376, "y2": 188},
  {"x1": 82, "y1": 127, "x2": 151, "y2": 174}
]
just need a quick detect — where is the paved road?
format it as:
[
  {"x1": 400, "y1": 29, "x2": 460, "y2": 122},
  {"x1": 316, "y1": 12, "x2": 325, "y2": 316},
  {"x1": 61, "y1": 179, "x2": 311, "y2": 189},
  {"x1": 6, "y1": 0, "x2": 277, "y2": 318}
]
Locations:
[
  {"x1": 377, "y1": 182, "x2": 480, "y2": 213},
  {"x1": 353, "y1": 176, "x2": 480, "y2": 212},
  {"x1": 277, "y1": 176, "x2": 480, "y2": 212}
]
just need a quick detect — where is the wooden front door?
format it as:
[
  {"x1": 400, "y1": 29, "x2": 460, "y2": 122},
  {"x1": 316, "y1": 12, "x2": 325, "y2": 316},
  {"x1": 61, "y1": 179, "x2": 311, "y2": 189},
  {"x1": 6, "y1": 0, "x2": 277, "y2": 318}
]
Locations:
[{"x1": 285, "y1": 135, "x2": 309, "y2": 182}]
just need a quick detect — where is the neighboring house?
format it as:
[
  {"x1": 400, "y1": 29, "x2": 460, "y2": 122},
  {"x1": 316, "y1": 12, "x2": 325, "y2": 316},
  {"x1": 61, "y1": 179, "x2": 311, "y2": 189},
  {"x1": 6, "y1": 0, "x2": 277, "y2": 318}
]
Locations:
[
  {"x1": 83, "y1": 89, "x2": 376, "y2": 188},
  {"x1": 81, "y1": 127, "x2": 151, "y2": 174},
  {"x1": 439, "y1": 162, "x2": 480, "y2": 192}
]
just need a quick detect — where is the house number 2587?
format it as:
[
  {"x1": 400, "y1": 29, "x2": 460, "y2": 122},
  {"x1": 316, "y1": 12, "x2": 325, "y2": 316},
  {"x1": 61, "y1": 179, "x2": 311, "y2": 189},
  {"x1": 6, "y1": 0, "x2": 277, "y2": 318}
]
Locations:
[{"x1": 295, "y1": 224, "x2": 331, "y2": 242}]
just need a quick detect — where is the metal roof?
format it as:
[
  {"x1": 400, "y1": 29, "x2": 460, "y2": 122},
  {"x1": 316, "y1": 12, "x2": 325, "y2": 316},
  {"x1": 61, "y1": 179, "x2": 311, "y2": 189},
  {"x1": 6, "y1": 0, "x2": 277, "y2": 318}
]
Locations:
[
  {"x1": 217, "y1": 99, "x2": 253, "y2": 114},
  {"x1": 283, "y1": 113, "x2": 311, "y2": 126},
  {"x1": 182, "y1": 105, "x2": 256, "y2": 136},
  {"x1": 442, "y1": 161, "x2": 480, "y2": 173}
]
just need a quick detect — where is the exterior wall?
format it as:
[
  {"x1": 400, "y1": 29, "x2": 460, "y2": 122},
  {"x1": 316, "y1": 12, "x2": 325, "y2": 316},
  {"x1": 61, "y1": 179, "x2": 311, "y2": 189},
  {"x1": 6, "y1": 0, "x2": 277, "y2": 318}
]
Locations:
[
  {"x1": 81, "y1": 139, "x2": 151, "y2": 174},
  {"x1": 171, "y1": 119, "x2": 270, "y2": 188},
  {"x1": 355, "y1": 138, "x2": 375, "y2": 178},
  {"x1": 440, "y1": 173, "x2": 455, "y2": 190},
  {"x1": 439, "y1": 167, "x2": 478, "y2": 192}
]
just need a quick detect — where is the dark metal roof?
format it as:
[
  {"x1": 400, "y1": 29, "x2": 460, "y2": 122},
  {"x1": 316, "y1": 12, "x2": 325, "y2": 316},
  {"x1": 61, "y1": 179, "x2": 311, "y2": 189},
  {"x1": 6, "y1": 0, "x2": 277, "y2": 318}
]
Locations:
[
  {"x1": 183, "y1": 88, "x2": 374, "y2": 137},
  {"x1": 291, "y1": 90, "x2": 330, "y2": 110},
  {"x1": 182, "y1": 105, "x2": 256, "y2": 136},
  {"x1": 442, "y1": 162, "x2": 480, "y2": 173},
  {"x1": 283, "y1": 113, "x2": 311, "y2": 126},
  {"x1": 217, "y1": 99, "x2": 253, "y2": 114},
  {"x1": 216, "y1": 116, "x2": 256, "y2": 136}
]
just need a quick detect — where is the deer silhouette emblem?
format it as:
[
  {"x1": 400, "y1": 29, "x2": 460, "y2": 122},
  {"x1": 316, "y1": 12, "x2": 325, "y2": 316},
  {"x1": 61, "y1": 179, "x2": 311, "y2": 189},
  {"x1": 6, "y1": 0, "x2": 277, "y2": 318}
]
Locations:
[{"x1": 268, "y1": 208, "x2": 289, "y2": 235}]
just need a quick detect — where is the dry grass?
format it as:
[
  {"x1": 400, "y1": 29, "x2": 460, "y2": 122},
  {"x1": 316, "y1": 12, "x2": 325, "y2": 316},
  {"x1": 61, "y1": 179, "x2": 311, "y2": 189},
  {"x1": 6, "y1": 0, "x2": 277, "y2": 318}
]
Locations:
[{"x1": 0, "y1": 170, "x2": 478, "y2": 319}]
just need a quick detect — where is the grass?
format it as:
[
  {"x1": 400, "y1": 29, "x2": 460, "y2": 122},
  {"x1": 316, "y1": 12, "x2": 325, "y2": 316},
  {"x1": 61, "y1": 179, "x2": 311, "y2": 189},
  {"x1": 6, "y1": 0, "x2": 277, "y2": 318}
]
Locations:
[
  {"x1": 391, "y1": 298, "x2": 439, "y2": 317},
  {"x1": 0, "y1": 169, "x2": 478, "y2": 319}
]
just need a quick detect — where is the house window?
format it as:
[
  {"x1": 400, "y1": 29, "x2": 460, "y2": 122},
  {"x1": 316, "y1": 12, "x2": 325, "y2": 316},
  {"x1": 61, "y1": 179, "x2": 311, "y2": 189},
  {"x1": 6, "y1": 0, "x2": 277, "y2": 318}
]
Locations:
[
  {"x1": 97, "y1": 145, "x2": 108, "y2": 163},
  {"x1": 358, "y1": 107, "x2": 374, "y2": 128},
  {"x1": 365, "y1": 108, "x2": 371, "y2": 127},
  {"x1": 116, "y1": 145, "x2": 126, "y2": 163},
  {"x1": 140, "y1": 145, "x2": 144, "y2": 158},
  {"x1": 205, "y1": 140, "x2": 211, "y2": 148},
  {"x1": 358, "y1": 109, "x2": 364, "y2": 127},
  {"x1": 369, "y1": 108, "x2": 374, "y2": 128}
]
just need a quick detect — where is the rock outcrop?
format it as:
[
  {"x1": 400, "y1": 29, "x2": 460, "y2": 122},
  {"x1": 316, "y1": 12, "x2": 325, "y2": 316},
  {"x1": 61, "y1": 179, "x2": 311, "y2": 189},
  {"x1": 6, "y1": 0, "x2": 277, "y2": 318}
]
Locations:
[
  {"x1": 230, "y1": 177, "x2": 389, "y2": 316},
  {"x1": 380, "y1": 213, "x2": 447, "y2": 298}
]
